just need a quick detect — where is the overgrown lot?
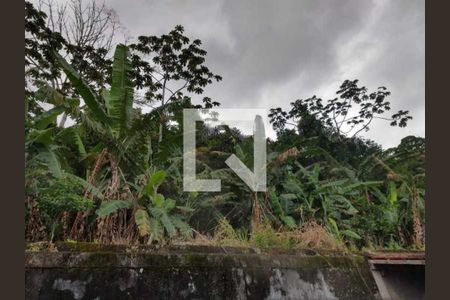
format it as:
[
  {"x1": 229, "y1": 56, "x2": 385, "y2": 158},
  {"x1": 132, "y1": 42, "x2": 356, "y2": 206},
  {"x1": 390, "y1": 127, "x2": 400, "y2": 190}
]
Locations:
[{"x1": 25, "y1": 1, "x2": 424, "y2": 251}]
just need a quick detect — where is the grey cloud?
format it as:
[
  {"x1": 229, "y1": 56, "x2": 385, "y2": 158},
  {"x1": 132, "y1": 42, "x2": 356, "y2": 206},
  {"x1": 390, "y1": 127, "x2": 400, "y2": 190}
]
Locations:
[{"x1": 104, "y1": 0, "x2": 424, "y2": 148}]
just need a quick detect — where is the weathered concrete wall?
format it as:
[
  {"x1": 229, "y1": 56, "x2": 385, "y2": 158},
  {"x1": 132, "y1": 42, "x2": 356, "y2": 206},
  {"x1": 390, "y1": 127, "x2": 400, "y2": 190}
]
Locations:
[{"x1": 25, "y1": 243, "x2": 379, "y2": 299}]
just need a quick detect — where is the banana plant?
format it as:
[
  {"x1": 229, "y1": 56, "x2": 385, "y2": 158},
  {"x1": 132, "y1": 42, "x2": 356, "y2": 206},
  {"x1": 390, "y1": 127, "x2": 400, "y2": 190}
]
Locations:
[
  {"x1": 96, "y1": 170, "x2": 193, "y2": 243},
  {"x1": 54, "y1": 43, "x2": 134, "y2": 135},
  {"x1": 25, "y1": 90, "x2": 102, "y2": 198},
  {"x1": 27, "y1": 44, "x2": 130, "y2": 181},
  {"x1": 275, "y1": 162, "x2": 382, "y2": 239},
  {"x1": 269, "y1": 188, "x2": 296, "y2": 229},
  {"x1": 52, "y1": 44, "x2": 154, "y2": 194},
  {"x1": 26, "y1": 81, "x2": 84, "y2": 177},
  {"x1": 370, "y1": 149, "x2": 425, "y2": 248},
  {"x1": 327, "y1": 217, "x2": 361, "y2": 242}
]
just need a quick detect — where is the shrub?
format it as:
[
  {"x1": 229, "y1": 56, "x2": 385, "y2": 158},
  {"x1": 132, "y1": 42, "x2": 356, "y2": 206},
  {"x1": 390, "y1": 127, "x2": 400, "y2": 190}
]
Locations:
[{"x1": 38, "y1": 178, "x2": 93, "y2": 219}]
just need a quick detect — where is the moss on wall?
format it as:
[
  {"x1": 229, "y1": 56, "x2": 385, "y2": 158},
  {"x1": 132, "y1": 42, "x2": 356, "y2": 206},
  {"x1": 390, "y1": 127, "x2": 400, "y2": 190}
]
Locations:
[{"x1": 25, "y1": 243, "x2": 379, "y2": 299}]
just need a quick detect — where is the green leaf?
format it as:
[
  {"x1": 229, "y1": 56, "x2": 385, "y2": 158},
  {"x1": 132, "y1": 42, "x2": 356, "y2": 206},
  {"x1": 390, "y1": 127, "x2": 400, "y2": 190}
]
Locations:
[
  {"x1": 270, "y1": 190, "x2": 284, "y2": 217},
  {"x1": 27, "y1": 128, "x2": 54, "y2": 146},
  {"x1": 282, "y1": 182, "x2": 303, "y2": 194},
  {"x1": 150, "y1": 218, "x2": 163, "y2": 241},
  {"x1": 53, "y1": 51, "x2": 110, "y2": 124},
  {"x1": 200, "y1": 192, "x2": 236, "y2": 207},
  {"x1": 58, "y1": 127, "x2": 87, "y2": 159},
  {"x1": 152, "y1": 193, "x2": 165, "y2": 207},
  {"x1": 176, "y1": 206, "x2": 195, "y2": 213},
  {"x1": 327, "y1": 217, "x2": 339, "y2": 236},
  {"x1": 144, "y1": 133, "x2": 152, "y2": 169},
  {"x1": 281, "y1": 216, "x2": 297, "y2": 229},
  {"x1": 135, "y1": 209, "x2": 151, "y2": 236},
  {"x1": 72, "y1": 130, "x2": 87, "y2": 158},
  {"x1": 65, "y1": 97, "x2": 80, "y2": 110},
  {"x1": 108, "y1": 44, "x2": 134, "y2": 135},
  {"x1": 318, "y1": 179, "x2": 349, "y2": 191},
  {"x1": 102, "y1": 88, "x2": 111, "y2": 114},
  {"x1": 64, "y1": 173, "x2": 103, "y2": 200},
  {"x1": 341, "y1": 229, "x2": 362, "y2": 240},
  {"x1": 171, "y1": 216, "x2": 192, "y2": 238},
  {"x1": 345, "y1": 206, "x2": 359, "y2": 215},
  {"x1": 160, "y1": 213, "x2": 176, "y2": 237},
  {"x1": 144, "y1": 170, "x2": 167, "y2": 196},
  {"x1": 38, "y1": 148, "x2": 63, "y2": 178},
  {"x1": 149, "y1": 207, "x2": 164, "y2": 218},
  {"x1": 96, "y1": 200, "x2": 131, "y2": 217},
  {"x1": 151, "y1": 170, "x2": 167, "y2": 188},
  {"x1": 164, "y1": 198, "x2": 176, "y2": 211},
  {"x1": 280, "y1": 193, "x2": 298, "y2": 201},
  {"x1": 388, "y1": 181, "x2": 398, "y2": 206},
  {"x1": 34, "y1": 106, "x2": 66, "y2": 129},
  {"x1": 343, "y1": 181, "x2": 383, "y2": 192}
]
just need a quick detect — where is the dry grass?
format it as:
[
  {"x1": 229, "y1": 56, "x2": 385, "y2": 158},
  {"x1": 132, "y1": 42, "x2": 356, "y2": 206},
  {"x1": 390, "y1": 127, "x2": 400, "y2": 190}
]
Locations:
[
  {"x1": 113, "y1": 217, "x2": 344, "y2": 252},
  {"x1": 211, "y1": 218, "x2": 250, "y2": 247},
  {"x1": 281, "y1": 221, "x2": 342, "y2": 250},
  {"x1": 171, "y1": 219, "x2": 249, "y2": 248},
  {"x1": 183, "y1": 219, "x2": 343, "y2": 251},
  {"x1": 173, "y1": 230, "x2": 214, "y2": 246}
]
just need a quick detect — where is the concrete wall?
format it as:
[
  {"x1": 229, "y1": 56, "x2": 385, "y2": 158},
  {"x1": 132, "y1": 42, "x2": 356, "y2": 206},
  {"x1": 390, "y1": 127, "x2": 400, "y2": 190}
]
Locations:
[{"x1": 25, "y1": 243, "x2": 380, "y2": 300}]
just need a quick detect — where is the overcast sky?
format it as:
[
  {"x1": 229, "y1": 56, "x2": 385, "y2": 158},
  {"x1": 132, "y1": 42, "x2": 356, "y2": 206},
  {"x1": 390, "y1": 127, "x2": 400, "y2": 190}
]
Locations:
[{"x1": 63, "y1": 0, "x2": 426, "y2": 148}]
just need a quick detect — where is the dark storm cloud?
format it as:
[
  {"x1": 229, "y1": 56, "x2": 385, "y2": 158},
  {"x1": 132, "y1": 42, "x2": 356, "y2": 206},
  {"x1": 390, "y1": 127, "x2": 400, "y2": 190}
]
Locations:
[{"x1": 105, "y1": 0, "x2": 424, "y2": 147}]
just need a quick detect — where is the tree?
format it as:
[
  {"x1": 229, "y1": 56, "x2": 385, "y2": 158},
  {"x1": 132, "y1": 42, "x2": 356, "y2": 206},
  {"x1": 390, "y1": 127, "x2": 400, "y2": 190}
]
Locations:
[
  {"x1": 269, "y1": 79, "x2": 412, "y2": 139},
  {"x1": 129, "y1": 25, "x2": 222, "y2": 142},
  {"x1": 36, "y1": 0, "x2": 120, "y2": 52},
  {"x1": 270, "y1": 109, "x2": 382, "y2": 168},
  {"x1": 25, "y1": 1, "x2": 118, "y2": 127}
]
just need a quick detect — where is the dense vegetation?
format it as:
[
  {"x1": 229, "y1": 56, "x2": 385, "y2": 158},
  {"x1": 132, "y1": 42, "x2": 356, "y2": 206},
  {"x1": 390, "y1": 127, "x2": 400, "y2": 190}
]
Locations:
[{"x1": 25, "y1": 1, "x2": 424, "y2": 250}]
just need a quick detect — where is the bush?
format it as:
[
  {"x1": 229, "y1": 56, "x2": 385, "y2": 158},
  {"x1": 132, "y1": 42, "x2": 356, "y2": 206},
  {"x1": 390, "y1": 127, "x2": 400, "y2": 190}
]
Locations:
[{"x1": 38, "y1": 178, "x2": 93, "y2": 219}]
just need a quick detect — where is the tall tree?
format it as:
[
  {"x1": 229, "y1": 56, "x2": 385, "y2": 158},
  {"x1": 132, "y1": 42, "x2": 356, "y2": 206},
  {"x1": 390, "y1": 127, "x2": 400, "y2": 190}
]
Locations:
[
  {"x1": 269, "y1": 79, "x2": 412, "y2": 139},
  {"x1": 129, "y1": 25, "x2": 222, "y2": 142},
  {"x1": 26, "y1": 1, "x2": 118, "y2": 127}
]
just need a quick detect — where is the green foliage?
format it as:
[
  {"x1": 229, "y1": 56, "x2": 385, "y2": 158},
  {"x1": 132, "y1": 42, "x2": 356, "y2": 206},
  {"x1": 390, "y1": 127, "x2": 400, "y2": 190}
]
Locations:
[
  {"x1": 250, "y1": 223, "x2": 294, "y2": 249},
  {"x1": 213, "y1": 217, "x2": 249, "y2": 247},
  {"x1": 135, "y1": 209, "x2": 152, "y2": 237},
  {"x1": 93, "y1": 169, "x2": 193, "y2": 242},
  {"x1": 269, "y1": 79, "x2": 412, "y2": 138},
  {"x1": 107, "y1": 44, "x2": 134, "y2": 136},
  {"x1": 276, "y1": 163, "x2": 366, "y2": 224},
  {"x1": 139, "y1": 170, "x2": 193, "y2": 242},
  {"x1": 252, "y1": 230, "x2": 279, "y2": 248},
  {"x1": 327, "y1": 217, "x2": 361, "y2": 242},
  {"x1": 269, "y1": 189, "x2": 296, "y2": 229},
  {"x1": 96, "y1": 200, "x2": 132, "y2": 217},
  {"x1": 129, "y1": 25, "x2": 222, "y2": 108},
  {"x1": 39, "y1": 178, "x2": 94, "y2": 219},
  {"x1": 54, "y1": 51, "x2": 110, "y2": 124},
  {"x1": 144, "y1": 170, "x2": 167, "y2": 196},
  {"x1": 24, "y1": 1, "x2": 424, "y2": 250}
]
